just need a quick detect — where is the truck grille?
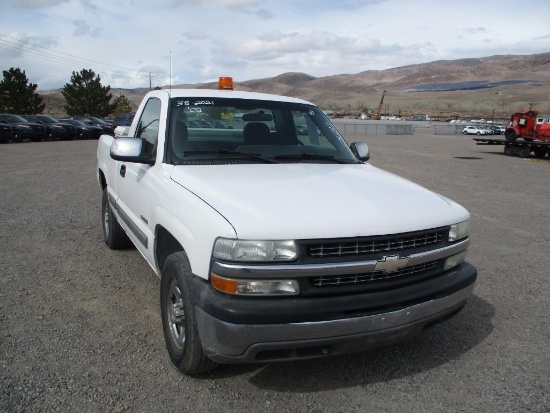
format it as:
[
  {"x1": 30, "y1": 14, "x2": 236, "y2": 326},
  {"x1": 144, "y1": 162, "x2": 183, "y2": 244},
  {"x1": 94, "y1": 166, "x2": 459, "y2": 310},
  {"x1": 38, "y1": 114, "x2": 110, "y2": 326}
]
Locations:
[
  {"x1": 311, "y1": 260, "x2": 440, "y2": 287},
  {"x1": 306, "y1": 230, "x2": 445, "y2": 259}
]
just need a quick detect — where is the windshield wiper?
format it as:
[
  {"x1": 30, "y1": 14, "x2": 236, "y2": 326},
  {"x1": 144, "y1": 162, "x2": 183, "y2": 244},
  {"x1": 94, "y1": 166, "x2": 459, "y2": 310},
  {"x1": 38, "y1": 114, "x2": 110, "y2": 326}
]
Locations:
[
  {"x1": 273, "y1": 153, "x2": 354, "y2": 164},
  {"x1": 183, "y1": 150, "x2": 279, "y2": 164}
]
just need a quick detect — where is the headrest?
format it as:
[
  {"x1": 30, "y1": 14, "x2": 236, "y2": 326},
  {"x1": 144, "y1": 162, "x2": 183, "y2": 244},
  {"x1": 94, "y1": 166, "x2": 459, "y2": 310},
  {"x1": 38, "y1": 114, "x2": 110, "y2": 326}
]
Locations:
[{"x1": 243, "y1": 122, "x2": 271, "y2": 144}]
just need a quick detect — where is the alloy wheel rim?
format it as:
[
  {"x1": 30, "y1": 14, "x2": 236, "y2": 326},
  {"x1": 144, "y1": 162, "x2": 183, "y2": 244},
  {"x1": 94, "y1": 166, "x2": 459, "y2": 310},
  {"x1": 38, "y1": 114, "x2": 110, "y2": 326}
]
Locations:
[{"x1": 167, "y1": 279, "x2": 186, "y2": 348}]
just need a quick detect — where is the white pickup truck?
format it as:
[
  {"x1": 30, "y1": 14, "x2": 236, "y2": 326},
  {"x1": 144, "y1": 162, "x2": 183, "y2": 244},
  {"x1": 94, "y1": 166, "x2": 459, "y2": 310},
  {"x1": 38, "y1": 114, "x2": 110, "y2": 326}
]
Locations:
[{"x1": 97, "y1": 79, "x2": 476, "y2": 375}]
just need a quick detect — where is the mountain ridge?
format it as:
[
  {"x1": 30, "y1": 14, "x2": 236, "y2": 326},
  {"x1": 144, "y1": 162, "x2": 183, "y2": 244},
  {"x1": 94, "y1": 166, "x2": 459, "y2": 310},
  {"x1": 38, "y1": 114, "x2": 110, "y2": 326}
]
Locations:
[{"x1": 41, "y1": 52, "x2": 550, "y2": 118}]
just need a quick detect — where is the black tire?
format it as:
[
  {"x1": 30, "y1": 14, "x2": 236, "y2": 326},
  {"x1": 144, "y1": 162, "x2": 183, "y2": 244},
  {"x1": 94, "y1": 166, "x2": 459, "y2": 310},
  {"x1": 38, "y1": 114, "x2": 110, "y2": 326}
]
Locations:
[
  {"x1": 505, "y1": 130, "x2": 518, "y2": 142},
  {"x1": 516, "y1": 146, "x2": 531, "y2": 158},
  {"x1": 101, "y1": 189, "x2": 131, "y2": 249},
  {"x1": 160, "y1": 252, "x2": 218, "y2": 375},
  {"x1": 504, "y1": 145, "x2": 517, "y2": 157}
]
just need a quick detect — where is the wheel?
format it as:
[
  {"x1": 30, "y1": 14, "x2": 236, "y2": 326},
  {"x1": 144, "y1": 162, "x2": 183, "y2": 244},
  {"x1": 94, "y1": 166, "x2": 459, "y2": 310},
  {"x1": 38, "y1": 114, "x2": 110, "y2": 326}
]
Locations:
[
  {"x1": 505, "y1": 130, "x2": 517, "y2": 142},
  {"x1": 504, "y1": 145, "x2": 517, "y2": 157},
  {"x1": 101, "y1": 188, "x2": 131, "y2": 249},
  {"x1": 160, "y1": 251, "x2": 218, "y2": 375},
  {"x1": 476, "y1": 132, "x2": 481, "y2": 135},
  {"x1": 533, "y1": 147, "x2": 547, "y2": 158},
  {"x1": 516, "y1": 145, "x2": 531, "y2": 158}
]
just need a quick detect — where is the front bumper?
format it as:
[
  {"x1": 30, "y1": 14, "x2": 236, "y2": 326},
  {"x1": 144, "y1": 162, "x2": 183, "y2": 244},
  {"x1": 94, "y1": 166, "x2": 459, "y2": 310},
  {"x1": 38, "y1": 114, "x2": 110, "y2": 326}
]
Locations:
[{"x1": 193, "y1": 262, "x2": 477, "y2": 363}]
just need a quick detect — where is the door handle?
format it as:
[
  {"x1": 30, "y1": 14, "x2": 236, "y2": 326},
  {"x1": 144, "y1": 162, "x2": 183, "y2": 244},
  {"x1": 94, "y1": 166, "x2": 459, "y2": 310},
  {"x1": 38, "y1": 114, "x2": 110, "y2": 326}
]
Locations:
[{"x1": 120, "y1": 164, "x2": 126, "y2": 178}]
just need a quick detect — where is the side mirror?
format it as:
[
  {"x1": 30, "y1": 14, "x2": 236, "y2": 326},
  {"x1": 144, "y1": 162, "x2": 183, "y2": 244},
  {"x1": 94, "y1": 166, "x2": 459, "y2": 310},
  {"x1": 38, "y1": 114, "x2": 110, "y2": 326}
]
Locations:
[
  {"x1": 350, "y1": 142, "x2": 370, "y2": 161},
  {"x1": 110, "y1": 137, "x2": 153, "y2": 164}
]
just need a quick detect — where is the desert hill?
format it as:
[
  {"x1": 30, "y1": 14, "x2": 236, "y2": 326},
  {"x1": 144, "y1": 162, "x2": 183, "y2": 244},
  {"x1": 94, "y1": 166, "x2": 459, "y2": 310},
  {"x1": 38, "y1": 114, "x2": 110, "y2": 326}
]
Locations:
[{"x1": 42, "y1": 52, "x2": 550, "y2": 119}]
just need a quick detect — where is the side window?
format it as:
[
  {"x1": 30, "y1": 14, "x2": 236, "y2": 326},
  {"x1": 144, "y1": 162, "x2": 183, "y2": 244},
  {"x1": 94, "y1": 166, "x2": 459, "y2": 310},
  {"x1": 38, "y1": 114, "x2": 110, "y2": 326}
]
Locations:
[{"x1": 135, "y1": 98, "x2": 161, "y2": 156}]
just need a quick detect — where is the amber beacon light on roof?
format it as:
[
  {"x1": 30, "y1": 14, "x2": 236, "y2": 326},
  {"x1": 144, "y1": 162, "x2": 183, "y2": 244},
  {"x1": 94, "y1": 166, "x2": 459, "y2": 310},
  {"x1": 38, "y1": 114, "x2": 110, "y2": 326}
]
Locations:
[{"x1": 218, "y1": 76, "x2": 233, "y2": 90}]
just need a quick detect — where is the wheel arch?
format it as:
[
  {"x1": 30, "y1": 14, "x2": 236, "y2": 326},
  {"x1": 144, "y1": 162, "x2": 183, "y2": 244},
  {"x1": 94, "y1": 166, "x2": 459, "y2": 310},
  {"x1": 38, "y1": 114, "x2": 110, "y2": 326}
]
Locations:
[
  {"x1": 98, "y1": 168, "x2": 107, "y2": 191},
  {"x1": 155, "y1": 225, "x2": 185, "y2": 273}
]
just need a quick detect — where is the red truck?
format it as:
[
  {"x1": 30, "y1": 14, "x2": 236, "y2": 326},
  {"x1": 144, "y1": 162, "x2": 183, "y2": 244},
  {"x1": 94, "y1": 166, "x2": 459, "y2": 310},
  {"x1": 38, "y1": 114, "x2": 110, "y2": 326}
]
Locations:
[
  {"x1": 505, "y1": 109, "x2": 550, "y2": 143},
  {"x1": 473, "y1": 109, "x2": 550, "y2": 158}
]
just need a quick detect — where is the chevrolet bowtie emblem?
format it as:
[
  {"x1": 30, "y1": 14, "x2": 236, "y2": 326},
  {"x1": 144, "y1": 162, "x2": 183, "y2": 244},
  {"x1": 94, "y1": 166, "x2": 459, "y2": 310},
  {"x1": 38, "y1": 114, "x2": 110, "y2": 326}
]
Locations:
[{"x1": 374, "y1": 255, "x2": 409, "y2": 273}]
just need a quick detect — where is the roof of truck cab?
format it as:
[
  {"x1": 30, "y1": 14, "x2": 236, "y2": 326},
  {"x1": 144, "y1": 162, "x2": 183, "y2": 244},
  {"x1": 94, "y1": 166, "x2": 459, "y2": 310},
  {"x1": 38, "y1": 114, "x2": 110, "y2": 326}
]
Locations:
[{"x1": 158, "y1": 88, "x2": 313, "y2": 105}]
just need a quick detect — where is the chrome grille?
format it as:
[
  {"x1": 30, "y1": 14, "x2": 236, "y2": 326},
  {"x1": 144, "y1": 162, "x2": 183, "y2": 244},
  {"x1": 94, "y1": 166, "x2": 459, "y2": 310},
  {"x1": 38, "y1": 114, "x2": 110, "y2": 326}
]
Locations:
[
  {"x1": 312, "y1": 260, "x2": 440, "y2": 287},
  {"x1": 306, "y1": 231, "x2": 445, "y2": 258}
]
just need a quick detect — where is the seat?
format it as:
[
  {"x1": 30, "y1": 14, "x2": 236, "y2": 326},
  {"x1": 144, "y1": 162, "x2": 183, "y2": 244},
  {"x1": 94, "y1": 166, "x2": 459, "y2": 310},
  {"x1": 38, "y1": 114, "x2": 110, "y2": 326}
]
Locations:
[{"x1": 242, "y1": 122, "x2": 271, "y2": 145}]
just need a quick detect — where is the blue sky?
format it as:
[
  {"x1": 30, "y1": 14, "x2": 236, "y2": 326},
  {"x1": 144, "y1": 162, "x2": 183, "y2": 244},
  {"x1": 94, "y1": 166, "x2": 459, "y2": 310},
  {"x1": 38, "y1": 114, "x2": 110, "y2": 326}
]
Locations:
[{"x1": 1, "y1": 0, "x2": 549, "y2": 90}]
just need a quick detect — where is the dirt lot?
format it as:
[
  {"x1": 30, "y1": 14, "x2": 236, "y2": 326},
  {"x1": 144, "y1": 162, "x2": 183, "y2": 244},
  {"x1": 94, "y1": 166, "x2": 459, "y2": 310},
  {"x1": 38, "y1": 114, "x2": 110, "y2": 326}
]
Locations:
[{"x1": 1, "y1": 133, "x2": 548, "y2": 412}]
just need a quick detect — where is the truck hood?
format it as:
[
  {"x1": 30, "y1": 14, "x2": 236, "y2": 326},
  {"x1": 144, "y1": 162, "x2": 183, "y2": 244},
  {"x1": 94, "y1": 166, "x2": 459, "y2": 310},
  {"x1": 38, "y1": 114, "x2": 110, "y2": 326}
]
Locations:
[{"x1": 170, "y1": 164, "x2": 469, "y2": 239}]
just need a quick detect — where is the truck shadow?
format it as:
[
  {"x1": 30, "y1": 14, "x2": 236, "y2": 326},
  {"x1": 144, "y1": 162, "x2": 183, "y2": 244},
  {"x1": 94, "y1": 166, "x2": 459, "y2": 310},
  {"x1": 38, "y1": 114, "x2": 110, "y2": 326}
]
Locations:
[{"x1": 209, "y1": 294, "x2": 494, "y2": 391}]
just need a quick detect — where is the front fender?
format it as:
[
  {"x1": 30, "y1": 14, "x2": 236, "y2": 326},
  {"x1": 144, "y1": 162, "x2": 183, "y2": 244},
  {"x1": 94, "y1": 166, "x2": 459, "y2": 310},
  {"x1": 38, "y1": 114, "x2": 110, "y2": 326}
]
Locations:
[{"x1": 151, "y1": 167, "x2": 236, "y2": 279}]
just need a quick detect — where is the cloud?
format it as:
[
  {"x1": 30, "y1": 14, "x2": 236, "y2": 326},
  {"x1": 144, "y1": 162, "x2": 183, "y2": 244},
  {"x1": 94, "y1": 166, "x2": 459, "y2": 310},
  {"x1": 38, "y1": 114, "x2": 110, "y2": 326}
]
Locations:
[
  {"x1": 232, "y1": 30, "x2": 384, "y2": 61},
  {"x1": 182, "y1": 30, "x2": 209, "y2": 41},
  {"x1": 16, "y1": 0, "x2": 69, "y2": 8},
  {"x1": 72, "y1": 19, "x2": 100, "y2": 38},
  {"x1": 0, "y1": 32, "x2": 58, "y2": 59},
  {"x1": 173, "y1": 0, "x2": 264, "y2": 6},
  {"x1": 172, "y1": 0, "x2": 271, "y2": 18},
  {"x1": 462, "y1": 28, "x2": 487, "y2": 35},
  {"x1": 73, "y1": 20, "x2": 90, "y2": 36}
]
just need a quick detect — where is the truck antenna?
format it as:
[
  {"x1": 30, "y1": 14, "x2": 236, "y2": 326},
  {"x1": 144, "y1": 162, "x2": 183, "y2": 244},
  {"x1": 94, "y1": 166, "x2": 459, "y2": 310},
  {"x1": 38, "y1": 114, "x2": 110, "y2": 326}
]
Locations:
[{"x1": 169, "y1": 52, "x2": 172, "y2": 96}]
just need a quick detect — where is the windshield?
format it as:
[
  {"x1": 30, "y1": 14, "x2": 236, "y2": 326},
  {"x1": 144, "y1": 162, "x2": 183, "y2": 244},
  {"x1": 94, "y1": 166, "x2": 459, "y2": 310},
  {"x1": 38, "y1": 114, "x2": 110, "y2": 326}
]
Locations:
[
  {"x1": 26, "y1": 115, "x2": 58, "y2": 123},
  {"x1": 62, "y1": 119, "x2": 84, "y2": 126},
  {"x1": 0, "y1": 114, "x2": 29, "y2": 123},
  {"x1": 167, "y1": 97, "x2": 358, "y2": 165},
  {"x1": 39, "y1": 116, "x2": 59, "y2": 123}
]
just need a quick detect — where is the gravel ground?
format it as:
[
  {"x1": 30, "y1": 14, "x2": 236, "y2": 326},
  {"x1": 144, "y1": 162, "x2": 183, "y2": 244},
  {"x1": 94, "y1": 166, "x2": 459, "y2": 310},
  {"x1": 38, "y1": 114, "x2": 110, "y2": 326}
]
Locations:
[{"x1": 1, "y1": 134, "x2": 548, "y2": 413}]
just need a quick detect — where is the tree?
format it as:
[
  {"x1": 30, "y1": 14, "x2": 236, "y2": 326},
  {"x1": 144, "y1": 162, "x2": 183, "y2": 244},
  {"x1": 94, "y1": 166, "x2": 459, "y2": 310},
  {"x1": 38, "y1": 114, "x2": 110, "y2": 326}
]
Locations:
[
  {"x1": 62, "y1": 69, "x2": 115, "y2": 117},
  {"x1": 0, "y1": 67, "x2": 45, "y2": 114},
  {"x1": 112, "y1": 94, "x2": 133, "y2": 116}
]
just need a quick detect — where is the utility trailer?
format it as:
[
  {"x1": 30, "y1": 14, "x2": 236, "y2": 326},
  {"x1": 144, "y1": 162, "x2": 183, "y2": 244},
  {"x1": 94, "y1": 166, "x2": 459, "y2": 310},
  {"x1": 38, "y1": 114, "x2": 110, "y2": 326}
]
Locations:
[{"x1": 473, "y1": 137, "x2": 550, "y2": 158}]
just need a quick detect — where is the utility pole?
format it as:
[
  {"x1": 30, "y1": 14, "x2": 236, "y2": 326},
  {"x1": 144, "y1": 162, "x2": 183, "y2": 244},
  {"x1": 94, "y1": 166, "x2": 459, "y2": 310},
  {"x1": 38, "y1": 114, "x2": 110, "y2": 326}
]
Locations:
[{"x1": 147, "y1": 72, "x2": 154, "y2": 90}]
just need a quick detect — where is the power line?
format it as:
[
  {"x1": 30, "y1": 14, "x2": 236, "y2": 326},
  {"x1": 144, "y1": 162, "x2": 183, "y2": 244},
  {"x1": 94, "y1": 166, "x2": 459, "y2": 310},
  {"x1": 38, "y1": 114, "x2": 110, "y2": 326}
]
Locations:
[{"x1": 0, "y1": 33, "x2": 164, "y2": 79}]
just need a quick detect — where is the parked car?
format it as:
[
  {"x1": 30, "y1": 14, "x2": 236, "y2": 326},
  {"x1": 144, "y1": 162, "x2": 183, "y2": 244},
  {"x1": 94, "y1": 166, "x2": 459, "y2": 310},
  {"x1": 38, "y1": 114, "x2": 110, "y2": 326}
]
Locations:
[
  {"x1": 489, "y1": 125, "x2": 505, "y2": 135},
  {"x1": 462, "y1": 126, "x2": 489, "y2": 135},
  {"x1": 0, "y1": 123, "x2": 13, "y2": 142},
  {"x1": 21, "y1": 115, "x2": 78, "y2": 141},
  {"x1": 0, "y1": 114, "x2": 46, "y2": 142},
  {"x1": 59, "y1": 119, "x2": 104, "y2": 140},
  {"x1": 74, "y1": 116, "x2": 115, "y2": 135},
  {"x1": 479, "y1": 126, "x2": 494, "y2": 135},
  {"x1": 112, "y1": 113, "x2": 135, "y2": 127}
]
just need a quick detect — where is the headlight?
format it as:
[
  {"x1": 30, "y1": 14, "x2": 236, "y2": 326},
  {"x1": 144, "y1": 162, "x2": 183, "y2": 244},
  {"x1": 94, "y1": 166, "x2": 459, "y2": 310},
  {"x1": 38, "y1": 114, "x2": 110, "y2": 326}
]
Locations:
[
  {"x1": 213, "y1": 238, "x2": 298, "y2": 262},
  {"x1": 449, "y1": 220, "x2": 469, "y2": 242},
  {"x1": 210, "y1": 274, "x2": 300, "y2": 296}
]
